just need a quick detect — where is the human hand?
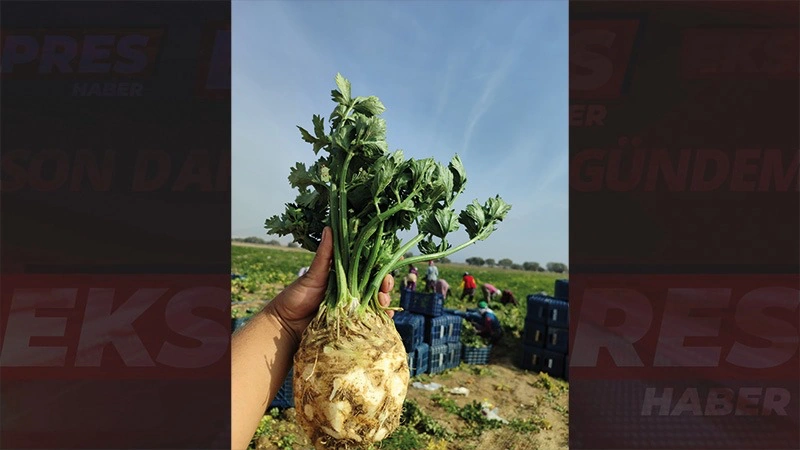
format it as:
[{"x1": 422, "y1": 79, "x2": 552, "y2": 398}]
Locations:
[{"x1": 265, "y1": 226, "x2": 395, "y2": 345}]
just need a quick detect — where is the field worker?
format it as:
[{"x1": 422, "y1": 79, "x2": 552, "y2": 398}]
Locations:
[
  {"x1": 482, "y1": 283, "x2": 501, "y2": 302},
  {"x1": 434, "y1": 278, "x2": 450, "y2": 300},
  {"x1": 460, "y1": 272, "x2": 477, "y2": 301},
  {"x1": 499, "y1": 289, "x2": 518, "y2": 306},
  {"x1": 232, "y1": 226, "x2": 395, "y2": 449},
  {"x1": 425, "y1": 260, "x2": 439, "y2": 292},
  {"x1": 297, "y1": 266, "x2": 310, "y2": 278},
  {"x1": 405, "y1": 265, "x2": 418, "y2": 291},
  {"x1": 476, "y1": 301, "x2": 503, "y2": 344}
]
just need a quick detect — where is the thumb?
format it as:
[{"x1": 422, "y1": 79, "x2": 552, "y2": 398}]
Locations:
[{"x1": 298, "y1": 227, "x2": 333, "y2": 289}]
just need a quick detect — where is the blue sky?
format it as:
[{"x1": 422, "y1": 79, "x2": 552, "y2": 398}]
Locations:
[{"x1": 232, "y1": 1, "x2": 568, "y2": 266}]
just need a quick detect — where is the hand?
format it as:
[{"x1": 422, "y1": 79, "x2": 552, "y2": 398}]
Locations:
[{"x1": 266, "y1": 226, "x2": 395, "y2": 345}]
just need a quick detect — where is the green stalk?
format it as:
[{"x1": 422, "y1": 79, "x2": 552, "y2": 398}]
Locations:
[
  {"x1": 363, "y1": 233, "x2": 426, "y2": 307},
  {"x1": 331, "y1": 100, "x2": 356, "y2": 292},
  {"x1": 358, "y1": 221, "x2": 384, "y2": 300},
  {"x1": 348, "y1": 201, "x2": 380, "y2": 295},
  {"x1": 328, "y1": 185, "x2": 349, "y2": 306},
  {"x1": 390, "y1": 235, "x2": 486, "y2": 272},
  {"x1": 347, "y1": 196, "x2": 414, "y2": 290},
  {"x1": 338, "y1": 152, "x2": 354, "y2": 276},
  {"x1": 348, "y1": 222, "x2": 377, "y2": 294}
]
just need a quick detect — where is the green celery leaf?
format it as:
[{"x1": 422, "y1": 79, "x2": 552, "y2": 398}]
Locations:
[
  {"x1": 371, "y1": 155, "x2": 395, "y2": 198},
  {"x1": 288, "y1": 162, "x2": 312, "y2": 189},
  {"x1": 297, "y1": 126, "x2": 317, "y2": 145},
  {"x1": 484, "y1": 195, "x2": 512, "y2": 221},
  {"x1": 296, "y1": 188, "x2": 318, "y2": 208},
  {"x1": 331, "y1": 104, "x2": 348, "y2": 124},
  {"x1": 331, "y1": 123, "x2": 356, "y2": 151},
  {"x1": 458, "y1": 200, "x2": 486, "y2": 239},
  {"x1": 335, "y1": 73, "x2": 351, "y2": 103},
  {"x1": 353, "y1": 96, "x2": 386, "y2": 117},
  {"x1": 419, "y1": 208, "x2": 459, "y2": 239},
  {"x1": 312, "y1": 114, "x2": 326, "y2": 139},
  {"x1": 417, "y1": 237, "x2": 438, "y2": 255},
  {"x1": 449, "y1": 154, "x2": 467, "y2": 194}
]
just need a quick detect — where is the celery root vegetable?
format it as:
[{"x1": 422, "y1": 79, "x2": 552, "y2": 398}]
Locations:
[{"x1": 265, "y1": 73, "x2": 511, "y2": 449}]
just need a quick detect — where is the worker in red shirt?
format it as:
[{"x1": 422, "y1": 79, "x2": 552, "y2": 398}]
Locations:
[{"x1": 460, "y1": 272, "x2": 477, "y2": 301}]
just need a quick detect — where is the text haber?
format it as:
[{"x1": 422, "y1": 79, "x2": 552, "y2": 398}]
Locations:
[{"x1": 642, "y1": 386, "x2": 791, "y2": 417}]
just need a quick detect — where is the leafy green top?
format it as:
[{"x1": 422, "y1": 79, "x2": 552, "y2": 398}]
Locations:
[{"x1": 266, "y1": 74, "x2": 511, "y2": 314}]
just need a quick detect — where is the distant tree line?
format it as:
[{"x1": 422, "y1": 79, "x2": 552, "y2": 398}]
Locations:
[
  {"x1": 464, "y1": 257, "x2": 567, "y2": 273},
  {"x1": 230, "y1": 239, "x2": 566, "y2": 272},
  {"x1": 232, "y1": 236, "x2": 288, "y2": 247}
]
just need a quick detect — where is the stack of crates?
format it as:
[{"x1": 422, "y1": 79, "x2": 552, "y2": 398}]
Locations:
[
  {"x1": 519, "y1": 279, "x2": 569, "y2": 380},
  {"x1": 393, "y1": 311, "x2": 428, "y2": 377},
  {"x1": 395, "y1": 289, "x2": 461, "y2": 375}
]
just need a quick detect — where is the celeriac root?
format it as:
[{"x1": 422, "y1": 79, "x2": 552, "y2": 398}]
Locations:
[{"x1": 293, "y1": 308, "x2": 409, "y2": 450}]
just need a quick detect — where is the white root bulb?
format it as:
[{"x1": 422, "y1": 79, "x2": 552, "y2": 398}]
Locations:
[{"x1": 293, "y1": 309, "x2": 409, "y2": 450}]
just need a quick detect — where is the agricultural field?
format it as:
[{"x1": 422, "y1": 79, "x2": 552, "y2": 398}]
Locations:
[{"x1": 232, "y1": 242, "x2": 569, "y2": 450}]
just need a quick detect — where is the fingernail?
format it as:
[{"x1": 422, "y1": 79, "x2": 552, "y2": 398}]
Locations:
[{"x1": 320, "y1": 227, "x2": 328, "y2": 245}]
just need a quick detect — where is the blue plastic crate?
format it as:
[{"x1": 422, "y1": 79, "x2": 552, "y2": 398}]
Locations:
[
  {"x1": 520, "y1": 344, "x2": 543, "y2": 372},
  {"x1": 414, "y1": 343, "x2": 430, "y2": 378},
  {"x1": 545, "y1": 326, "x2": 569, "y2": 354},
  {"x1": 406, "y1": 350, "x2": 416, "y2": 377},
  {"x1": 269, "y1": 367, "x2": 294, "y2": 409},
  {"x1": 424, "y1": 314, "x2": 461, "y2": 346},
  {"x1": 447, "y1": 319, "x2": 462, "y2": 344},
  {"x1": 540, "y1": 350, "x2": 566, "y2": 379},
  {"x1": 526, "y1": 294, "x2": 552, "y2": 324},
  {"x1": 521, "y1": 320, "x2": 547, "y2": 348},
  {"x1": 428, "y1": 344, "x2": 449, "y2": 374},
  {"x1": 393, "y1": 312, "x2": 425, "y2": 352},
  {"x1": 231, "y1": 317, "x2": 249, "y2": 333},
  {"x1": 408, "y1": 291, "x2": 444, "y2": 317},
  {"x1": 554, "y1": 279, "x2": 569, "y2": 301},
  {"x1": 446, "y1": 342, "x2": 462, "y2": 369},
  {"x1": 399, "y1": 288, "x2": 413, "y2": 311},
  {"x1": 462, "y1": 345, "x2": 492, "y2": 365},
  {"x1": 519, "y1": 346, "x2": 566, "y2": 379},
  {"x1": 547, "y1": 298, "x2": 569, "y2": 328}
]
